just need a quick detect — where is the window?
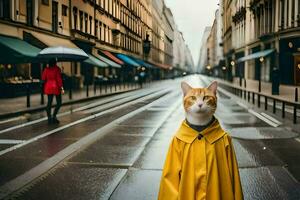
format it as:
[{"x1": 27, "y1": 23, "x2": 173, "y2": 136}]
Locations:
[
  {"x1": 79, "y1": 11, "x2": 83, "y2": 31},
  {"x1": 0, "y1": 0, "x2": 10, "y2": 19},
  {"x1": 95, "y1": 20, "x2": 98, "y2": 38},
  {"x1": 62, "y1": 5, "x2": 68, "y2": 16},
  {"x1": 89, "y1": 16, "x2": 92, "y2": 34},
  {"x1": 99, "y1": 22, "x2": 102, "y2": 40},
  {"x1": 73, "y1": 7, "x2": 78, "y2": 30},
  {"x1": 84, "y1": 13, "x2": 88, "y2": 33},
  {"x1": 42, "y1": 0, "x2": 49, "y2": 5}
]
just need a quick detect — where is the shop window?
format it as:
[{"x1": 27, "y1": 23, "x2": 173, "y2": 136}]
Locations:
[
  {"x1": 42, "y1": 0, "x2": 49, "y2": 5},
  {"x1": 62, "y1": 5, "x2": 68, "y2": 16},
  {"x1": 0, "y1": 0, "x2": 10, "y2": 19}
]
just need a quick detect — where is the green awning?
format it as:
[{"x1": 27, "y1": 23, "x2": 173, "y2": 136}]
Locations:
[
  {"x1": 0, "y1": 35, "x2": 41, "y2": 64},
  {"x1": 96, "y1": 54, "x2": 121, "y2": 68},
  {"x1": 84, "y1": 54, "x2": 108, "y2": 68},
  {"x1": 237, "y1": 49, "x2": 275, "y2": 63}
]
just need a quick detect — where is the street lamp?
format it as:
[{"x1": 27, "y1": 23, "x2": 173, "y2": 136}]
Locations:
[
  {"x1": 230, "y1": 61, "x2": 235, "y2": 66},
  {"x1": 259, "y1": 57, "x2": 264, "y2": 63}
]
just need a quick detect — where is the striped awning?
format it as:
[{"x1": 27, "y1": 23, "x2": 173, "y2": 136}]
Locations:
[
  {"x1": 101, "y1": 50, "x2": 124, "y2": 65},
  {"x1": 116, "y1": 53, "x2": 140, "y2": 67},
  {"x1": 84, "y1": 54, "x2": 108, "y2": 68},
  {"x1": 96, "y1": 53, "x2": 121, "y2": 68}
]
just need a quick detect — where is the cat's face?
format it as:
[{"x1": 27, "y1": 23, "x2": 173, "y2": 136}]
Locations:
[{"x1": 181, "y1": 81, "x2": 217, "y2": 116}]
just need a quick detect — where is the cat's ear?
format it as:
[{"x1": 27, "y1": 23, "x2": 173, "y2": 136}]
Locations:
[
  {"x1": 207, "y1": 81, "x2": 218, "y2": 95},
  {"x1": 181, "y1": 81, "x2": 192, "y2": 96}
]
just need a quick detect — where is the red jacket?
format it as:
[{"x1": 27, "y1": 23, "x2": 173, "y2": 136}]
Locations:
[{"x1": 42, "y1": 65, "x2": 63, "y2": 95}]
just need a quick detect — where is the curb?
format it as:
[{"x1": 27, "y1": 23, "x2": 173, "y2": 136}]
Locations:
[{"x1": 0, "y1": 88, "x2": 140, "y2": 120}]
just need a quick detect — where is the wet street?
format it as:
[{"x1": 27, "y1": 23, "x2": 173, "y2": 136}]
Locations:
[{"x1": 0, "y1": 75, "x2": 300, "y2": 200}]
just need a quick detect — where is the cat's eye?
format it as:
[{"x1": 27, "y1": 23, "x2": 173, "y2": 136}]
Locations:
[
  {"x1": 190, "y1": 96, "x2": 197, "y2": 100},
  {"x1": 203, "y1": 96, "x2": 209, "y2": 101}
]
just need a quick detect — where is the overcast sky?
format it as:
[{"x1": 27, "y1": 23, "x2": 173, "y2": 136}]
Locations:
[{"x1": 164, "y1": 0, "x2": 219, "y2": 65}]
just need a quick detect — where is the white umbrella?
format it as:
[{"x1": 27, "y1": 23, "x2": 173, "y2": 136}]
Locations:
[{"x1": 37, "y1": 46, "x2": 88, "y2": 61}]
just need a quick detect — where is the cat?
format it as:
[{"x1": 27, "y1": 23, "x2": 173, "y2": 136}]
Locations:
[
  {"x1": 158, "y1": 80, "x2": 244, "y2": 200},
  {"x1": 181, "y1": 81, "x2": 217, "y2": 127}
]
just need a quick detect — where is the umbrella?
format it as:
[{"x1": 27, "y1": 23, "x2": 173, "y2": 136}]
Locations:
[{"x1": 37, "y1": 46, "x2": 88, "y2": 62}]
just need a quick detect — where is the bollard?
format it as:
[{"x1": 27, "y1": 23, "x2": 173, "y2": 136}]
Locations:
[
  {"x1": 258, "y1": 95, "x2": 261, "y2": 108},
  {"x1": 282, "y1": 102, "x2": 285, "y2": 118},
  {"x1": 264, "y1": 96, "x2": 268, "y2": 110},
  {"x1": 100, "y1": 84, "x2": 102, "y2": 94},
  {"x1": 273, "y1": 99, "x2": 276, "y2": 113},
  {"x1": 94, "y1": 83, "x2": 96, "y2": 95},
  {"x1": 40, "y1": 83, "x2": 44, "y2": 105},
  {"x1": 252, "y1": 92, "x2": 255, "y2": 104},
  {"x1": 294, "y1": 88, "x2": 298, "y2": 124},
  {"x1": 26, "y1": 84, "x2": 31, "y2": 108},
  {"x1": 248, "y1": 91, "x2": 250, "y2": 102},
  {"x1": 86, "y1": 84, "x2": 89, "y2": 97}
]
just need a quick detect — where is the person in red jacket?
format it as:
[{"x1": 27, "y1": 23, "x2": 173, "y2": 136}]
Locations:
[{"x1": 42, "y1": 59, "x2": 65, "y2": 124}]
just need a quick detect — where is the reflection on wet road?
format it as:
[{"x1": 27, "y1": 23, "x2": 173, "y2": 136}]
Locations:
[{"x1": 0, "y1": 75, "x2": 300, "y2": 200}]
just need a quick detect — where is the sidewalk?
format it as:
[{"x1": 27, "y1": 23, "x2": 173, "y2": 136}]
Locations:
[
  {"x1": 0, "y1": 82, "x2": 142, "y2": 119},
  {"x1": 210, "y1": 76, "x2": 299, "y2": 104}
]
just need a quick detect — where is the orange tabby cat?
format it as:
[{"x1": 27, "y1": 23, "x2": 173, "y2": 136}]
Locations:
[{"x1": 181, "y1": 81, "x2": 217, "y2": 126}]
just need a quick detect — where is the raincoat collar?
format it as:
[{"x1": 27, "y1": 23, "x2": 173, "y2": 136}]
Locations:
[{"x1": 175, "y1": 117, "x2": 226, "y2": 144}]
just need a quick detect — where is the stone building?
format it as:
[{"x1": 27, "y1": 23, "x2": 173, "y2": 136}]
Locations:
[
  {"x1": 221, "y1": 0, "x2": 300, "y2": 86},
  {"x1": 0, "y1": 0, "x2": 191, "y2": 93}
]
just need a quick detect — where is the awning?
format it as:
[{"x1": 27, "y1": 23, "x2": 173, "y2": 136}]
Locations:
[
  {"x1": 96, "y1": 53, "x2": 121, "y2": 68},
  {"x1": 149, "y1": 61, "x2": 172, "y2": 70},
  {"x1": 237, "y1": 49, "x2": 275, "y2": 63},
  {"x1": 84, "y1": 54, "x2": 108, "y2": 68},
  {"x1": 131, "y1": 57, "x2": 154, "y2": 69},
  {"x1": 116, "y1": 53, "x2": 140, "y2": 67},
  {"x1": 101, "y1": 50, "x2": 124, "y2": 65},
  {"x1": 31, "y1": 32, "x2": 78, "y2": 48},
  {"x1": 0, "y1": 35, "x2": 41, "y2": 64}
]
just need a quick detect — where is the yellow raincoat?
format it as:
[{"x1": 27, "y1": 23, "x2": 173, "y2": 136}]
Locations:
[{"x1": 158, "y1": 119, "x2": 243, "y2": 200}]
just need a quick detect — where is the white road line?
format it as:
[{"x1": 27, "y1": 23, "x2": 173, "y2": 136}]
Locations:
[
  {"x1": 0, "y1": 88, "x2": 159, "y2": 135},
  {"x1": 248, "y1": 109, "x2": 279, "y2": 127},
  {"x1": 0, "y1": 89, "x2": 170, "y2": 156},
  {"x1": 0, "y1": 92, "x2": 181, "y2": 199},
  {"x1": 295, "y1": 138, "x2": 300, "y2": 143},
  {"x1": 0, "y1": 116, "x2": 26, "y2": 124},
  {"x1": 0, "y1": 139, "x2": 25, "y2": 144},
  {"x1": 260, "y1": 112, "x2": 282, "y2": 125}
]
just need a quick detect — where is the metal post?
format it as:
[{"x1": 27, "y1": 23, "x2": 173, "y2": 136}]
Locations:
[
  {"x1": 252, "y1": 92, "x2": 255, "y2": 104},
  {"x1": 248, "y1": 91, "x2": 250, "y2": 102},
  {"x1": 86, "y1": 84, "x2": 89, "y2": 97},
  {"x1": 258, "y1": 95, "x2": 260, "y2": 107},
  {"x1": 264, "y1": 96, "x2": 267, "y2": 110},
  {"x1": 26, "y1": 83, "x2": 30, "y2": 108},
  {"x1": 69, "y1": 77, "x2": 73, "y2": 100},
  {"x1": 282, "y1": 102, "x2": 285, "y2": 118},
  {"x1": 273, "y1": 99, "x2": 276, "y2": 113},
  {"x1": 294, "y1": 88, "x2": 298, "y2": 124},
  {"x1": 40, "y1": 83, "x2": 44, "y2": 105},
  {"x1": 94, "y1": 83, "x2": 96, "y2": 95}
]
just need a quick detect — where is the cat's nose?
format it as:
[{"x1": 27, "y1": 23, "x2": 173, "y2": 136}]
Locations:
[{"x1": 198, "y1": 103, "x2": 203, "y2": 108}]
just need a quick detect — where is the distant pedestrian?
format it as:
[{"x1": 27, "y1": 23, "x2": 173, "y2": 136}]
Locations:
[{"x1": 42, "y1": 59, "x2": 64, "y2": 124}]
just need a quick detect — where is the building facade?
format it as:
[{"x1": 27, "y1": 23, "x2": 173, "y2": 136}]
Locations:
[
  {"x1": 220, "y1": 0, "x2": 300, "y2": 86},
  {"x1": 0, "y1": 0, "x2": 191, "y2": 92}
]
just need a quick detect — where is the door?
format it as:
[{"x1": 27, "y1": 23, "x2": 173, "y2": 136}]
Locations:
[
  {"x1": 294, "y1": 55, "x2": 300, "y2": 85},
  {"x1": 52, "y1": 1, "x2": 58, "y2": 33},
  {"x1": 26, "y1": 0, "x2": 34, "y2": 26}
]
